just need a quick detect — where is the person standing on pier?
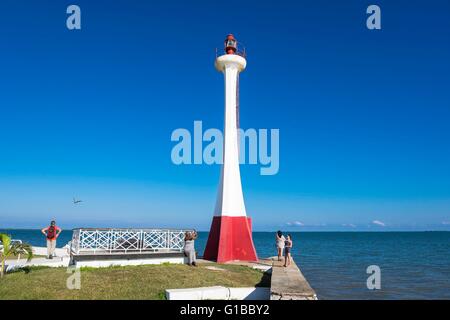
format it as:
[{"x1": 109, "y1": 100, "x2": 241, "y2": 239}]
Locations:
[
  {"x1": 41, "y1": 220, "x2": 62, "y2": 259},
  {"x1": 275, "y1": 231, "x2": 285, "y2": 261},
  {"x1": 184, "y1": 230, "x2": 198, "y2": 267},
  {"x1": 284, "y1": 234, "x2": 293, "y2": 267}
]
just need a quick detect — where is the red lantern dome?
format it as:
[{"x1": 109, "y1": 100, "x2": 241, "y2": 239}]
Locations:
[{"x1": 224, "y1": 34, "x2": 237, "y2": 54}]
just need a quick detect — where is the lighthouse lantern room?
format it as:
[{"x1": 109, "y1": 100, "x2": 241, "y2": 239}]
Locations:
[{"x1": 225, "y1": 34, "x2": 237, "y2": 54}]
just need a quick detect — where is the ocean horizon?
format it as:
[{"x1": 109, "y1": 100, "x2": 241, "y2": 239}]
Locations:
[{"x1": 2, "y1": 228, "x2": 449, "y2": 300}]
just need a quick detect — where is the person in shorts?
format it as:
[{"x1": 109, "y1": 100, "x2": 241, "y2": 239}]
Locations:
[{"x1": 284, "y1": 234, "x2": 293, "y2": 267}]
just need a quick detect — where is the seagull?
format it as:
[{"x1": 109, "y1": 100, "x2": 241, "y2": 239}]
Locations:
[{"x1": 73, "y1": 198, "x2": 83, "y2": 204}]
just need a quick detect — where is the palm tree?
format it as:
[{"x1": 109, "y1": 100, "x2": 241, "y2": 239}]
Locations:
[{"x1": 0, "y1": 233, "x2": 33, "y2": 278}]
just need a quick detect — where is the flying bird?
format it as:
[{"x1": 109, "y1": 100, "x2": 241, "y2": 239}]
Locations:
[{"x1": 73, "y1": 198, "x2": 83, "y2": 204}]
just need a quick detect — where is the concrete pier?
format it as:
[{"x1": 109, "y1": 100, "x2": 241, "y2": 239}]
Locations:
[{"x1": 270, "y1": 257, "x2": 317, "y2": 300}]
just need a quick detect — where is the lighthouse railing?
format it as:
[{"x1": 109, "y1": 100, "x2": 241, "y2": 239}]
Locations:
[
  {"x1": 215, "y1": 44, "x2": 246, "y2": 58},
  {"x1": 70, "y1": 228, "x2": 190, "y2": 255}
]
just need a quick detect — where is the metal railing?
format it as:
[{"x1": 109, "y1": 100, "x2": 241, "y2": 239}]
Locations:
[
  {"x1": 215, "y1": 43, "x2": 247, "y2": 58},
  {"x1": 70, "y1": 228, "x2": 191, "y2": 255}
]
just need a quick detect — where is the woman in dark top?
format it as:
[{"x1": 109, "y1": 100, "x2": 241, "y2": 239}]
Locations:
[{"x1": 284, "y1": 234, "x2": 293, "y2": 267}]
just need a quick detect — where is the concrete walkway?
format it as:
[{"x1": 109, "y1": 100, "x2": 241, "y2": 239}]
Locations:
[
  {"x1": 5, "y1": 246, "x2": 71, "y2": 272},
  {"x1": 32, "y1": 246, "x2": 70, "y2": 257},
  {"x1": 270, "y1": 257, "x2": 317, "y2": 300}
]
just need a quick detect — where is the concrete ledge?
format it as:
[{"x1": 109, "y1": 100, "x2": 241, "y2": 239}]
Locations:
[
  {"x1": 229, "y1": 287, "x2": 270, "y2": 300},
  {"x1": 74, "y1": 256, "x2": 187, "y2": 268},
  {"x1": 167, "y1": 286, "x2": 228, "y2": 300},
  {"x1": 166, "y1": 286, "x2": 270, "y2": 300},
  {"x1": 72, "y1": 252, "x2": 185, "y2": 261},
  {"x1": 252, "y1": 265, "x2": 272, "y2": 273}
]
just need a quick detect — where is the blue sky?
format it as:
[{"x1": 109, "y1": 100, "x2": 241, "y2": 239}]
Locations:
[{"x1": 0, "y1": 0, "x2": 449, "y2": 231}]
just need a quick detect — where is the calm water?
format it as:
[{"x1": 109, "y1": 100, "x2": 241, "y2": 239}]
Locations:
[{"x1": 1, "y1": 229, "x2": 449, "y2": 300}]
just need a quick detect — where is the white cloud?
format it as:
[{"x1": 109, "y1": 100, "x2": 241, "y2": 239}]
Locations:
[
  {"x1": 286, "y1": 221, "x2": 304, "y2": 227},
  {"x1": 342, "y1": 223, "x2": 356, "y2": 228},
  {"x1": 372, "y1": 220, "x2": 386, "y2": 227}
]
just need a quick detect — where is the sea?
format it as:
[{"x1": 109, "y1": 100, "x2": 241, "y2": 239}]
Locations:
[{"x1": 1, "y1": 229, "x2": 449, "y2": 300}]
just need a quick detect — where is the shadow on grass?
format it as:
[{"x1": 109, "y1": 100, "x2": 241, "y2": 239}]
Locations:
[
  {"x1": 8, "y1": 265, "x2": 50, "y2": 275},
  {"x1": 255, "y1": 271, "x2": 271, "y2": 287}
]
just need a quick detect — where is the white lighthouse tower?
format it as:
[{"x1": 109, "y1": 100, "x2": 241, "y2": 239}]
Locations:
[{"x1": 204, "y1": 35, "x2": 258, "y2": 263}]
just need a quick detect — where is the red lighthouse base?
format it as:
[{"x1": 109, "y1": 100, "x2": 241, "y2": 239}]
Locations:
[{"x1": 203, "y1": 216, "x2": 258, "y2": 263}]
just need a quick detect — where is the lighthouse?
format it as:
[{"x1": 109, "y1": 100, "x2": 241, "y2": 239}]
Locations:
[{"x1": 203, "y1": 35, "x2": 258, "y2": 263}]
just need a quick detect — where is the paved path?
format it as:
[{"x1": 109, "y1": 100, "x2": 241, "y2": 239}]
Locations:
[
  {"x1": 270, "y1": 257, "x2": 317, "y2": 300},
  {"x1": 6, "y1": 257, "x2": 70, "y2": 269},
  {"x1": 32, "y1": 246, "x2": 69, "y2": 257},
  {"x1": 5, "y1": 246, "x2": 71, "y2": 272}
]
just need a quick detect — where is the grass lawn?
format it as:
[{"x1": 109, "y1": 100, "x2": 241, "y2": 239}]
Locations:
[{"x1": 0, "y1": 263, "x2": 270, "y2": 300}]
